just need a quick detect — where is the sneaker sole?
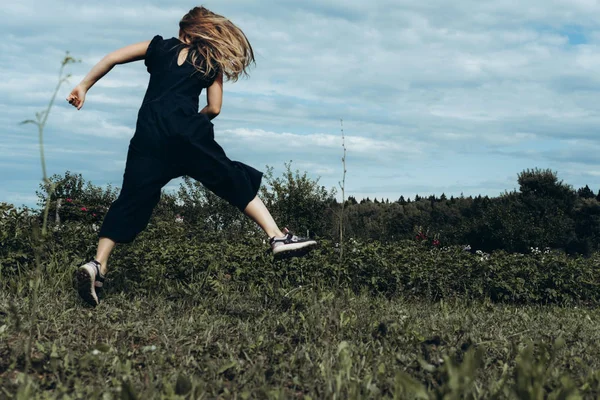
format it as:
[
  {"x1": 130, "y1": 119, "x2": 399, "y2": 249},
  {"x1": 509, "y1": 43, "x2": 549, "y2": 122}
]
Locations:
[
  {"x1": 273, "y1": 241, "x2": 318, "y2": 259},
  {"x1": 75, "y1": 266, "x2": 99, "y2": 306}
]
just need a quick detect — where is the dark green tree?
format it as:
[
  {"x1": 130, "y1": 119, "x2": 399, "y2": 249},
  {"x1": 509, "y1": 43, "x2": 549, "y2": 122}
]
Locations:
[
  {"x1": 578, "y1": 185, "x2": 595, "y2": 199},
  {"x1": 259, "y1": 162, "x2": 336, "y2": 237}
]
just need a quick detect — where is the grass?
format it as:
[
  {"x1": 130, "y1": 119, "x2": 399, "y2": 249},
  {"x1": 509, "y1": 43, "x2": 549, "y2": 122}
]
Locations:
[{"x1": 1, "y1": 267, "x2": 599, "y2": 399}]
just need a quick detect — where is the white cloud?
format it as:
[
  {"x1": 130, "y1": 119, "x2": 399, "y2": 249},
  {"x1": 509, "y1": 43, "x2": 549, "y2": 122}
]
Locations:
[
  {"x1": 3, "y1": 0, "x2": 600, "y2": 206},
  {"x1": 47, "y1": 108, "x2": 135, "y2": 139},
  {"x1": 0, "y1": 141, "x2": 116, "y2": 159},
  {"x1": 219, "y1": 128, "x2": 424, "y2": 159},
  {"x1": 0, "y1": 192, "x2": 39, "y2": 207}
]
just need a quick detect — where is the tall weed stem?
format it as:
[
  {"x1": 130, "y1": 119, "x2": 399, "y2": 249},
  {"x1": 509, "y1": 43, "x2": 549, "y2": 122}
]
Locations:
[{"x1": 20, "y1": 52, "x2": 79, "y2": 371}]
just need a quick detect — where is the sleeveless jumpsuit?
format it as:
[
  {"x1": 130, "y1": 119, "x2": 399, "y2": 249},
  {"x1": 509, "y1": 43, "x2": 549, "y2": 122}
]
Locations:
[{"x1": 98, "y1": 35, "x2": 263, "y2": 243}]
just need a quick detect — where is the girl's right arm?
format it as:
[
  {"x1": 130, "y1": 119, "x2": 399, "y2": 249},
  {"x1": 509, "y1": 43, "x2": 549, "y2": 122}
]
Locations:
[{"x1": 67, "y1": 40, "x2": 151, "y2": 110}]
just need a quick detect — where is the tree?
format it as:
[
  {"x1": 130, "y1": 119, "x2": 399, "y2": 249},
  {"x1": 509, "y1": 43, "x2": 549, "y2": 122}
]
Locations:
[
  {"x1": 514, "y1": 169, "x2": 577, "y2": 251},
  {"x1": 578, "y1": 185, "x2": 595, "y2": 199},
  {"x1": 572, "y1": 198, "x2": 600, "y2": 255},
  {"x1": 517, "y1": 168, "x2": 576, "y2": 206},
  {"x1": 260, "y1": 162, "x2": 336, "y2": 237}
]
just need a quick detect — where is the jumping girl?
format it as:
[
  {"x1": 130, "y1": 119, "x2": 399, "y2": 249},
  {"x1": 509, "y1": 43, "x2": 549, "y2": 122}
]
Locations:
[{"x1": 67, "y1": 6, "x2": 318, "y2": 306}]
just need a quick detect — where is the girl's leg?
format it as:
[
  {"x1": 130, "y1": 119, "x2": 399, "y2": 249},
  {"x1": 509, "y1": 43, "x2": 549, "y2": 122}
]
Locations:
[
  {"x1": 244, "y1": 195, "x2": 317, "y2": 257},
  {"x1": 177, "y1": 127, "x2": 315, "y2": 254},
  {"x1": 77, "y1": 142, "x2": 180, "y2": 306},
  {"x1": 95, "y1": 237, "x2": 116, "y2": 275},
  {"x1": 243, "y1": 195, "x2": 285, "y2": 238}
]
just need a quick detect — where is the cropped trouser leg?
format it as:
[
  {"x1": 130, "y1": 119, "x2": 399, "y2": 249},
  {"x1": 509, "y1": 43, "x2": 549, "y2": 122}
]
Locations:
[
  {"x1": 179, "y1": 124, "x2": 263, "y2": 212},
  {"x1": 98, "y1": 144, "x2": 181, "y2": 244}
]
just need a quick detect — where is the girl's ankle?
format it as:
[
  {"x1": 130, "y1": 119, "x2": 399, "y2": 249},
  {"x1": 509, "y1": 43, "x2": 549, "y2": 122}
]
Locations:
[{"x1": 95, "y1": 260, "x2": 108, "y2": 276}]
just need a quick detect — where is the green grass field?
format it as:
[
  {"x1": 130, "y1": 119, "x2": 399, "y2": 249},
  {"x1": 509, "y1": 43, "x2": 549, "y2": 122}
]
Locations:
[{"x1": 1, "y1": 265, "x2": 599, "y2": 399}]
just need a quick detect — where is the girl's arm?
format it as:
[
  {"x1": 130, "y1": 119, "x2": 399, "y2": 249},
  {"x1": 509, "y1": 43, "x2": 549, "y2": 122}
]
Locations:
[
  {"x1": 199, "y1": 71, "x2": 223, "y2": 120},
  {"x1": 67, "y1": 40, "x2": 151, "y2": 110}
]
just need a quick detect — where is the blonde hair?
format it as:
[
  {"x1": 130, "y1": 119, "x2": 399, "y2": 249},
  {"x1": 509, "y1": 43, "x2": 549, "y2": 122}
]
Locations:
[{"x1": 179, "y1": 6, "x2": 255, "y2": 83}]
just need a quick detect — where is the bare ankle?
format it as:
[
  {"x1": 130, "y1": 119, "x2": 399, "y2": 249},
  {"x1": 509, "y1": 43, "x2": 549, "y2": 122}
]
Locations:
[
  {"x1": 272, "y1": 230, "x2": 285, "y2": 238},
  {"x1": 95, "y1": 259, "x2": 108, "y2": 276}
]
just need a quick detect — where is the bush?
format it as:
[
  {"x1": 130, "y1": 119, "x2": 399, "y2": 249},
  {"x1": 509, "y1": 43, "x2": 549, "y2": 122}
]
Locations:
[
  {"x1": 3, "y1": 168, "x2": 600, "y2": 306},
  {"x1": 260, "y1": 162, "x2": 337, "y2": 238},
  {"x1": 35, "y1": 170, "x2": 118, "y2": 227},
  {"x1": 64, "y1": 233, "x2": 599, "y2": 307},
  {"x1": 0, "y1": 202, "x2": 36, "y2": 278}
]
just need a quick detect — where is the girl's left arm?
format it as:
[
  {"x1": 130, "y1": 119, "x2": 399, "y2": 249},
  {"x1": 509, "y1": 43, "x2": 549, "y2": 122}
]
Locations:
[
  {"x1": 199, "y1": 71, "x2": 223, "y2": 120},
  {"x1": 67, "y1": 40, "x2": 151, "y2": 110}
]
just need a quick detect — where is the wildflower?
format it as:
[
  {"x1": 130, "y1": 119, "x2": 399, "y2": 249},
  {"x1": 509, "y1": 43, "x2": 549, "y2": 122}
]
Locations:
[
  {"x1": 432, "y1": 239, "x2": 440, "y2": 247},
  {"x1": 92, "y1": 213, "x2": 97, "y2": 217},
  {"x1": 66, "y1": 198, "x2": 73, "y2": 203},
  {"x1": 80, "y1": 207, "x2": 88, "y2": 212},
  {"x1": 175, "y1": 214, "x2": 184, "y2": 223},
  {"x1": 530, "y1": 247, "x2": 542, "y2": 255}
]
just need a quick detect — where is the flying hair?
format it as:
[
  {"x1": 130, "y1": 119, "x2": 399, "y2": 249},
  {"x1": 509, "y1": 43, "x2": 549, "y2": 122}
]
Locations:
[{"x1": 178, "y1": 6, "x2": 256, "y2": 83}]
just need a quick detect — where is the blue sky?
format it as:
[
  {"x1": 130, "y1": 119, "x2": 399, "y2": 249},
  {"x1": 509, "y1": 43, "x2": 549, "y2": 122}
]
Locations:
[{"x1": 2, "y1": 0, "x2": 600, "y2": 208}]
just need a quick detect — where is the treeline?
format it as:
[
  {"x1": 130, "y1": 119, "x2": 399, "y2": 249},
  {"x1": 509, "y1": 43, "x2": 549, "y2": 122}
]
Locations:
[
  {"x1": 21, "y1": 166, "x2": 600, "y2": 256},
  {"x1": 338, "y1": 169, "x2": 600, "y2": 255}
]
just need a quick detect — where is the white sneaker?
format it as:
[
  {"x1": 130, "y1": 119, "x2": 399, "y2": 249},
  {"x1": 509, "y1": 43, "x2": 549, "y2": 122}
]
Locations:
[
  {"x1": 269, "y1": 228, "x2": 317, "y2": 258},
  {"x1": 75, "y1": 260, "x2": 105, "y2": 306}
]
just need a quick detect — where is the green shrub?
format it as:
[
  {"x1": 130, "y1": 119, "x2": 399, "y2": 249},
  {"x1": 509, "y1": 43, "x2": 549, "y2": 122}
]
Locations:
[{"x1": 0, "y1": 202, "x2": 35, "y2": 279}]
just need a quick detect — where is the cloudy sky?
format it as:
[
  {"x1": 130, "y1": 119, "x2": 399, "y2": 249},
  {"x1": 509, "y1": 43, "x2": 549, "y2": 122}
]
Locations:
[{"x1": 2, "y1": 0, "x2": 600, "y2": 208}]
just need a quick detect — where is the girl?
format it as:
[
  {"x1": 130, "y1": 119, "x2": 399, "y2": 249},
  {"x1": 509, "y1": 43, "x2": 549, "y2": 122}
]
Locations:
[{"x1": 67, "y1": 6, "x2": 317, "y2": 307}]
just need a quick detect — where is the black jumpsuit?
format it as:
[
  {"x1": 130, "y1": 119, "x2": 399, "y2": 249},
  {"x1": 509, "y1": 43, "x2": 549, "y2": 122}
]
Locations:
[{"x1": 98, "y1": 35, "x2": 263, "y2": 244}]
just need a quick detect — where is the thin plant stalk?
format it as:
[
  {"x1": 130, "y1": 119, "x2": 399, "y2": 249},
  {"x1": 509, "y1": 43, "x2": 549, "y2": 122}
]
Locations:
[
  {"x1": 338, "y1": 118, "x2": 347, "y2": 263},
  {"x1": 20, "y1": 52, "x2": 79, "y2": 372},
  {"x1": 339, "y1": 118, "x2": 346, "y2": 261}
]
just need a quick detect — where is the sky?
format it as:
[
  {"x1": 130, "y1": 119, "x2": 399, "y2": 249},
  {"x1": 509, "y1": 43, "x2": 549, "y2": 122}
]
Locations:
[{"x1": 2, "y1": 0, "x2": 600, "y2": 209}]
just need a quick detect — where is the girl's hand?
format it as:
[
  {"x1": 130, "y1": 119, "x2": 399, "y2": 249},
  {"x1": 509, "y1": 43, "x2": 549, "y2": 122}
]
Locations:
[{"x1": 66, "y1": 85, "x2": 87, "y2": 110}]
